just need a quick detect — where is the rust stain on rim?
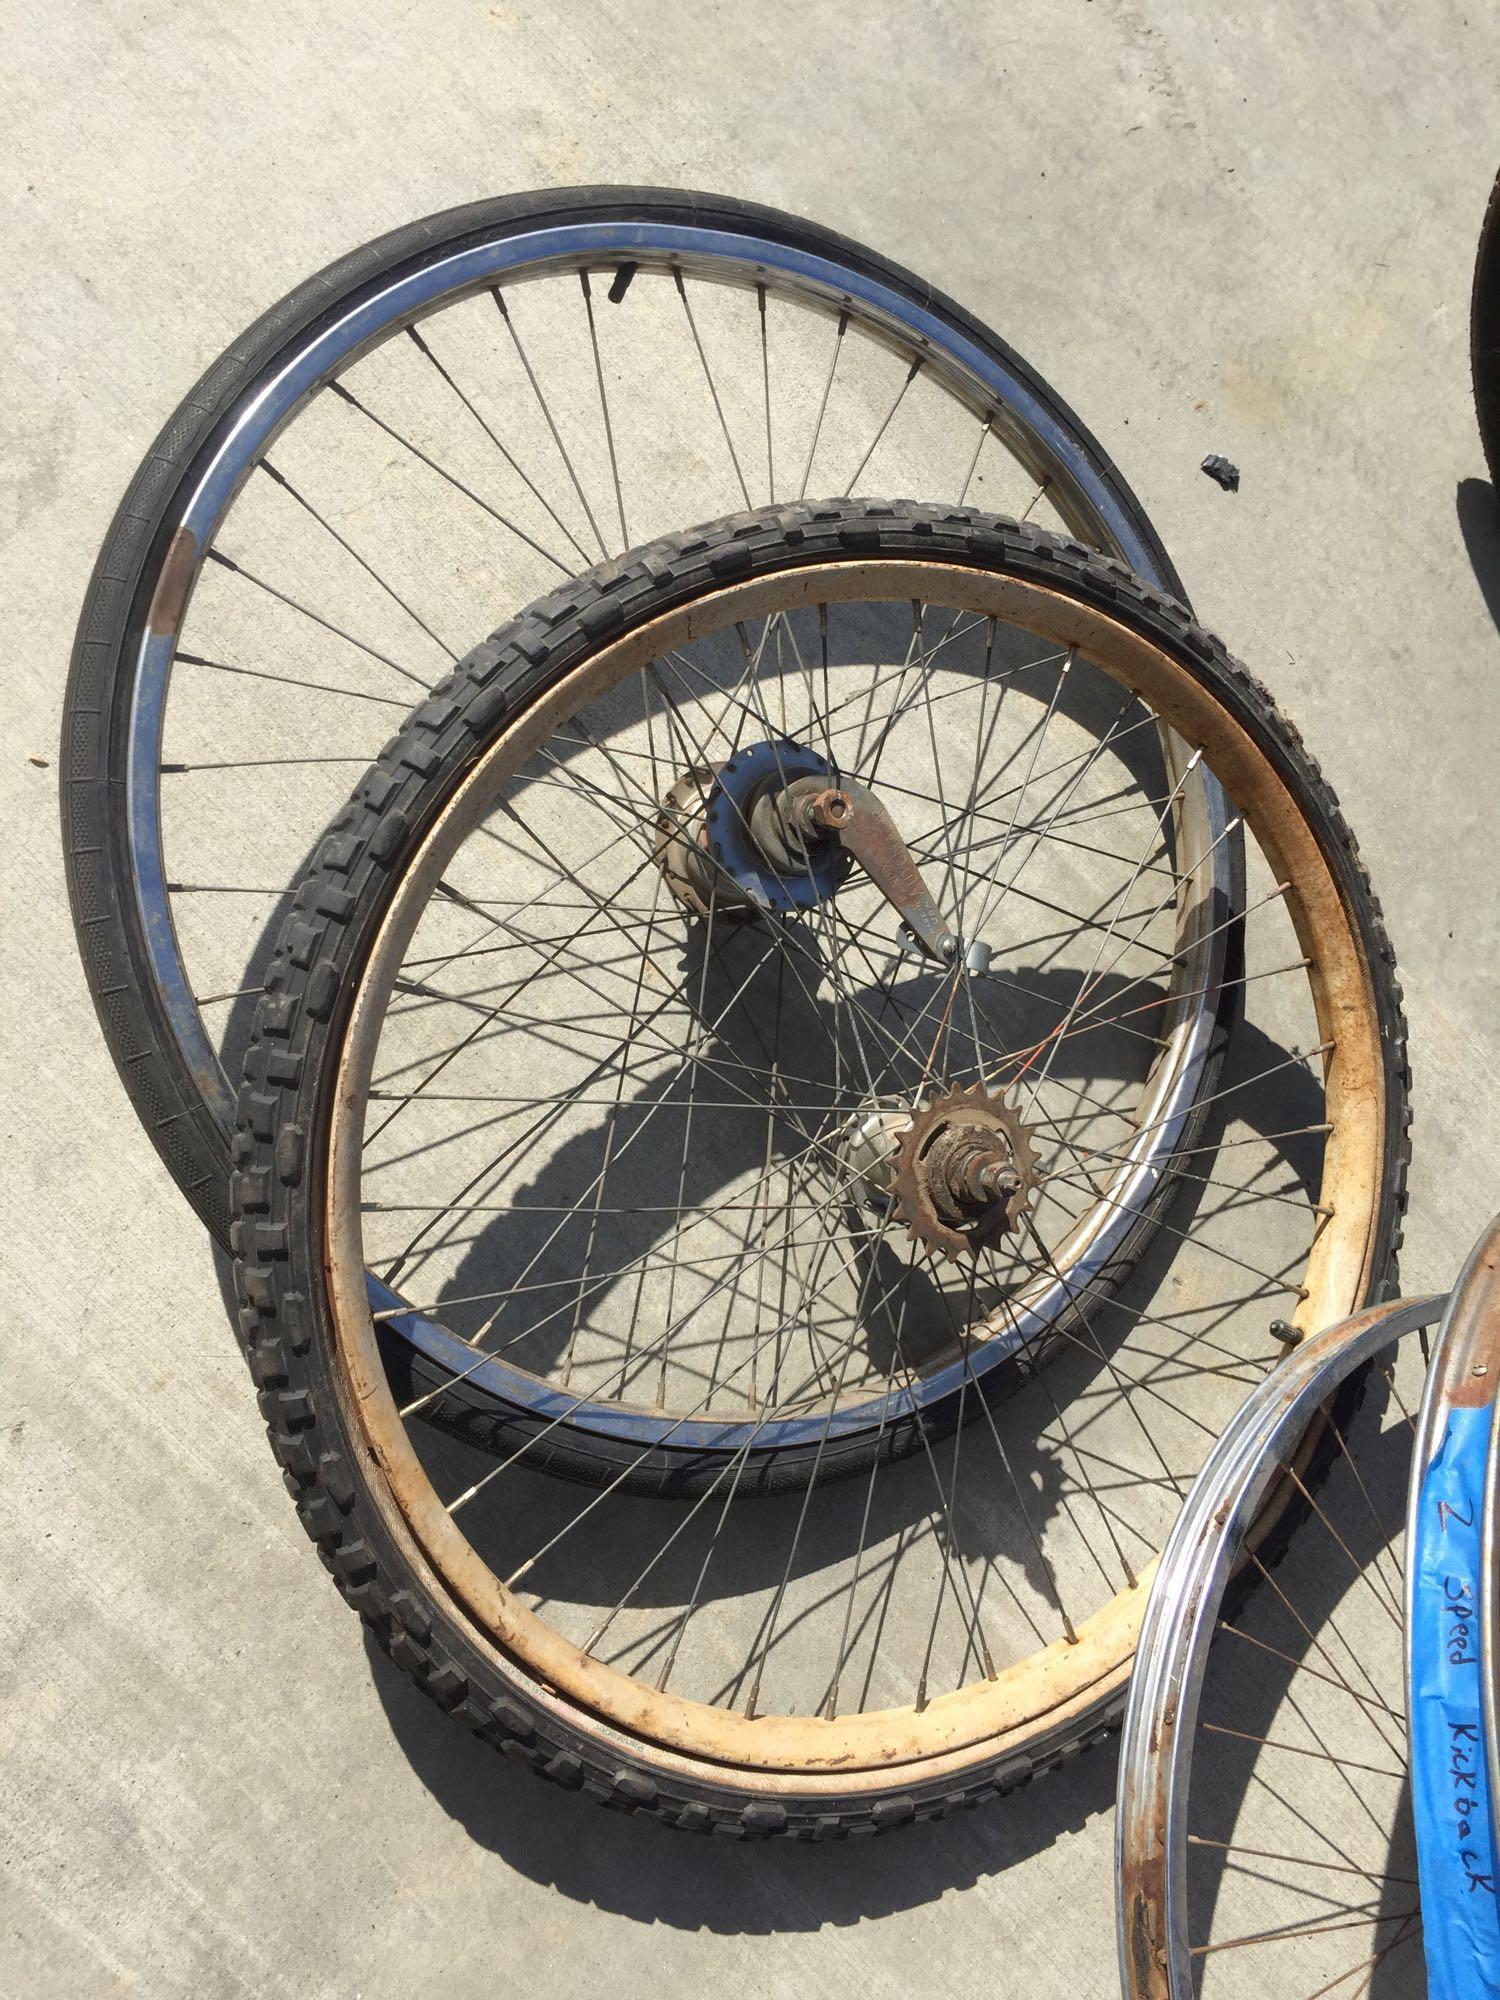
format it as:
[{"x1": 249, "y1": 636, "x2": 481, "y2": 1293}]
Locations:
[
  {"x1": 1118, "y1": 1767, "x2": 1173, "y2": 2000},
  {"x1": 1443, "y1": 1225, "x2": 1500, "y2": 1408},
  {"x1": 147, "y1": 527, "x2": 198, "y2": 636}
]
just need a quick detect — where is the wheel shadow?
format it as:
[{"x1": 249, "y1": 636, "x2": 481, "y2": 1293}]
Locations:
[
  {"x1": 358, "y1": 1618, "x2": 1117, "y2": 1927},
  {"x1": 392, "y1": 881, "x2": 1322, "y2": 1400},
  {"x1": 391, "y1": 983, "x2": 1327, "y2": 1640},
  {"x1": 400, "y1": 926, "x2": 1180, "y2": 1383}
]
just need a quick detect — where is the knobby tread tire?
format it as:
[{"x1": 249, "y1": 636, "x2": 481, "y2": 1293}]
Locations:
[
  {"x1": 60, "y1": 184, "x2": 1188, "y2": 1248},
  {"x1": 229, "y1": 504, "x2": 1409, "y2": 1835}
]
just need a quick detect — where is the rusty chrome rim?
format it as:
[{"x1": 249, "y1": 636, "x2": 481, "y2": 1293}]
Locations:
[
  {"x1": 1116, "y1": 1292, "x2": 1444, "y2": 1998},
  {"x1": 1117, "y1": 1219, "x2": 1500, "y2": 1998},
  {"x1": 322, "y1": 561, "x2": 1390, "y2": 1786}
]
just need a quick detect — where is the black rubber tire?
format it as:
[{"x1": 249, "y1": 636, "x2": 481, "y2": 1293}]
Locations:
[
  {"x1": 59, "y1": 184, "x2": 1192, "y2": 1251},
  {"x1": 1472, "y1": 166, "x2": 1500, "y2": 489},
  {"x1": 231, "y1": 503, "x2": 1411, "y2": 1835}
]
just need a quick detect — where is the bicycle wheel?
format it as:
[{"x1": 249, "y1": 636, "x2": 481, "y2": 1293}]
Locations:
[
  {"x1": 1117, "y1": 1293, "x2": 1443, "y2": 1996},
  {"x1": 233, "y1": 506, "x2": 1410, "y2": 1831},
  {"x1": 61, "y1": 185, "x2": 1233, "y2": 1249},
  {"x1": 1117, "y1": 1222, "x2": 1500, "y2": 1998}
]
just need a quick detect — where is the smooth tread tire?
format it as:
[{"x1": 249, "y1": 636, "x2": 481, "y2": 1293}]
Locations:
[{"x1": 60, "y1": 184, "x2": 1193, "y2": 1250}]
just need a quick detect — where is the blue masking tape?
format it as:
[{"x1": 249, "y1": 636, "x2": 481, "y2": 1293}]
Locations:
[{"x1": 1411, "y1": 1405, "x2": 1500, "y2": 1997}]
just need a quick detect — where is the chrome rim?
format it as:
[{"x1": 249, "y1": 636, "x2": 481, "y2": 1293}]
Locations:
[
  {"x1": 1116, "y1": 1294, "x2": 1446, "y2": 1998},
  {"x1": 128, "y1": 216, "x2": 1231, "y2": 1134},
  {"x1": 122, "y1": 208, "x2": 1235, "y2": 1417}
]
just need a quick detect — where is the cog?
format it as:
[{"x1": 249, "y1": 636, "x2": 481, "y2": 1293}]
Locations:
[{"x1": 890, "y1": 1082, "x2": 1041, "y2": 1263}]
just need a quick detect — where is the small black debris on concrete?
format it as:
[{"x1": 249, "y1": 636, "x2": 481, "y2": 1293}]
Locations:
[{"x1": 1201, "y1": 453, "x2": 1240, "y2": 492}]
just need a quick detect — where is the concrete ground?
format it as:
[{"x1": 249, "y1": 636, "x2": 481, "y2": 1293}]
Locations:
[{"x1": 4, "y1": 2, "x2": 1499, "y2": 1994}]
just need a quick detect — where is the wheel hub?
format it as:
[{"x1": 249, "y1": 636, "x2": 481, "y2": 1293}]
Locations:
[
  {"x1": 704, "y1": 739, "x2": 853, "y2": 914},
  {"x1": 653, "y1": 742, "x2": 854, "y2": 917}
]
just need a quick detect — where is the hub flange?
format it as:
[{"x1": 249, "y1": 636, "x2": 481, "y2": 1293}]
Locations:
[{"x1": 704, "y1": 739, "x2": 853, "y2": 915}]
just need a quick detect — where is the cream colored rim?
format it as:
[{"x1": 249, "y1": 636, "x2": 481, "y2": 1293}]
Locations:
[{"x1": 324, "y1": 560, "x2": 1385, "y2": 1791}]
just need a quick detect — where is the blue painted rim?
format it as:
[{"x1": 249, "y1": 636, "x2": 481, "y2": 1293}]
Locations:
[{"x1": 1410, "y1": 1399, "x2": 1500, "y2": 1995}]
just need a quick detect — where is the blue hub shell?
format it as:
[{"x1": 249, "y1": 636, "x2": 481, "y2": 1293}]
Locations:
[{"x1": 704, "y1": 739, "x2": 853, "y2": 913}]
